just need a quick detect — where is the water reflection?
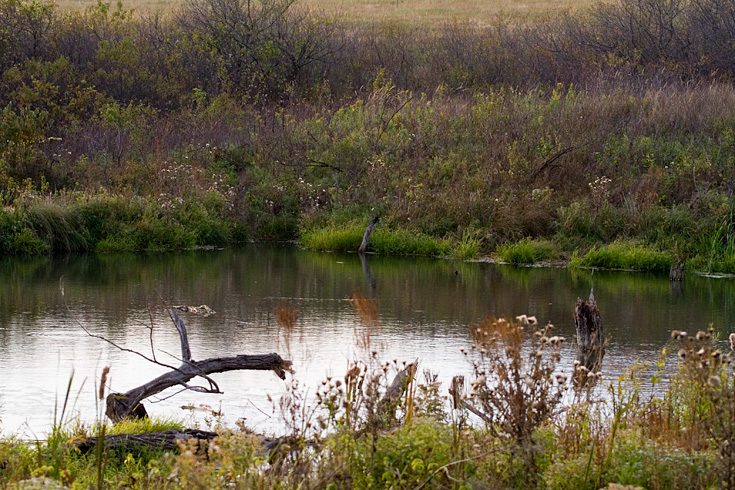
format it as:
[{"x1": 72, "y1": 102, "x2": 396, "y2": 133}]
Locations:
[{"x1": 1, "y1": 247, "x2": 734, "y2": 435}]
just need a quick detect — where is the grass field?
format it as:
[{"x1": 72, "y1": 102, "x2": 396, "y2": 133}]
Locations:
[{"x1": 53, "y1": 0, "x2": 587, "y2": 23}]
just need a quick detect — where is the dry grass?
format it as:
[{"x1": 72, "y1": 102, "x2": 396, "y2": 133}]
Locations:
[{"x1": 53, "y1": 0, "x2": 587, "y2": 23}]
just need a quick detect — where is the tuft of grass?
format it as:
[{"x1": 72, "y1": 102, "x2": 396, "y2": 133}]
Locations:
[
  {"x1": 497, "y1": 238, "x2": 558, "y2": 264},
  {"x1": 570, "y1": 241, "x2": 673, "y2": 272},
  {"x1": 300, "y1": 225, "x2": 452, "y2": 256},
  {"x1": 453, "y1": 229, "x2": 483, "y2": 259}
]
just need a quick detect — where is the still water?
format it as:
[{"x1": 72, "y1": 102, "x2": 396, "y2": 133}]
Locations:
[{"x1": 1, "y1": 246, "x2": 735, "y2": 436}]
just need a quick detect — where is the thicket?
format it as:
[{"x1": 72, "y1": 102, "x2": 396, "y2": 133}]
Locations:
[{"x1": 3, "y1": 0, "x2": 735, "y2": 269}]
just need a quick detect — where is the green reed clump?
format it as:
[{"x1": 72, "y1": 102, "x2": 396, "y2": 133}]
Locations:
[
  {"x1": 300, "y1": 224, "x2": 453, "y2": 256},
  {"x1": 497, "y1": 238, "x2": 558, "y2": 264},
  {"x1": 571, "y1": 241, "x2": 673, "y2": 272}
]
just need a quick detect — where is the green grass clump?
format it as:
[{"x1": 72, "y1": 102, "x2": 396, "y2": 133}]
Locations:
[
  {"x1": 300, "y1": 225, "x2": 452, "y2": 256},
  {"x1": 571, "y1": 241, "x2": 673, "y2": 272},
  {"x1": 497, "y1": 238, "x2": 557, "y2": 264},
  {"x1": 300, "y1": 225, "x2": 364, "y2": 251}
]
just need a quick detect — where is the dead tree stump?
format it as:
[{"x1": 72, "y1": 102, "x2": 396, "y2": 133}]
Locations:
[
  {"x1": 670, "y1": 260, "x2": 684, "y2": 281},
  {"x1": 358, "y1": 216, "x2": 380, "y2": 254},
  {"x1": 574, "y1": 289, "x2": 604, "y2": 383}
]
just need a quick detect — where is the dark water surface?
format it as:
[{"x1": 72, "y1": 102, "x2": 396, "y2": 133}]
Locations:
[{"x1": 1, "y1": 246, "x2": 734, "y2": 435}]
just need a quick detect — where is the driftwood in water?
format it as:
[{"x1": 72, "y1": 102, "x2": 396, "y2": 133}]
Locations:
[
  {"x1": 358, "y1": 216, "x2": 380, "y2": 254},
  {"x1": 105, "y1": 309, "x2": 292, "y2": 422},
  {"x1": 74, "y1": 429, "x2": 219, "y2": 453},
  {"x1": 574, "y1": 289, "x2": 604, "y2": 377}
]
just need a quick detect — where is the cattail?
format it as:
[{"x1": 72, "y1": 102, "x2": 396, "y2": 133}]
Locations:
[{"x1": 99, "y1": 366, "x2": 110, "y2": 400}]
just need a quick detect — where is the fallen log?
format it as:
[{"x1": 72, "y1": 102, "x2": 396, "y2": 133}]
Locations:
[
  {"x1": 74, "y1": 429, "x2": 219, "y2": 453},
  {"x1": 105, "y1": 309, "x2": 292, "y2": 422}
]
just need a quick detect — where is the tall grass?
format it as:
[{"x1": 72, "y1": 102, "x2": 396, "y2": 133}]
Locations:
[
  {"x1": 497, "y1": 238, "x2": 558, "y2": 264},
  {"x1": 571, "y1": 241, "x2": 673, "y2": 272},
  {"x1": 300, "y1": 225, "x2": 453, "y2": 256}
]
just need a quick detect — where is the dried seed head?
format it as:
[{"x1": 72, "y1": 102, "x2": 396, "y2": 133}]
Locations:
[
  {"x1": 696, "y1": 331, "x2": 706, "y2": 341},
  {"x1": 708, "y1": 375, "x2": 721, "y2": 387},
  {"x1": 99, "y1": 366, "x2": 110, "y2": 400},
  {"x1": 678, "y1": 348, "x2": 687, "y2": 359}
]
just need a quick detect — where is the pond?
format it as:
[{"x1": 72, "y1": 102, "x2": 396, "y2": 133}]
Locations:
[{"x1": 1, "y1": 245, "x2": 734, "y2": 436}]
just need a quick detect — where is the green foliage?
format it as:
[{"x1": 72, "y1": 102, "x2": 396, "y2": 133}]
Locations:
[
  {"x1": 300, "y1": 224, "x2": 452, "y2": 256},
  {"x1": 343, "y1": 418, "x2": 456, "y2": 489},
  {"x1": 571, "y1": 241, "x2": 673, "y2": 272},
  {"x1": 497, "y1": 238, "x2": 557, "y2": 264}
]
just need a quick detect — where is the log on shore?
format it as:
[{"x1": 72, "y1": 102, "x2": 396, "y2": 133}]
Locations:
[{"x1": 74, "y1": 429, "x2": 219, "y2": 453}]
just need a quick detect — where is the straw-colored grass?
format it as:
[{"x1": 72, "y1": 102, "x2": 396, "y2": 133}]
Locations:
[{"x1": 52, "y1": 0, "x2": 585, "y2": 23}]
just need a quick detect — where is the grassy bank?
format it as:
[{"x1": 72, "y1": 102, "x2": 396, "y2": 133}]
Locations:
[
  {"x1": 4, "y1": 0, "x2": 735, "y2": 269},
  {"x1": 2, "y1": 317, "x2": 733, "y2": 489}
]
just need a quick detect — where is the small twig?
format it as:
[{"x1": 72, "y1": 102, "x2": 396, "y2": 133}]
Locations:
[{"x1": 527, "y1": 143, "x2": 588, "y2": 183}]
